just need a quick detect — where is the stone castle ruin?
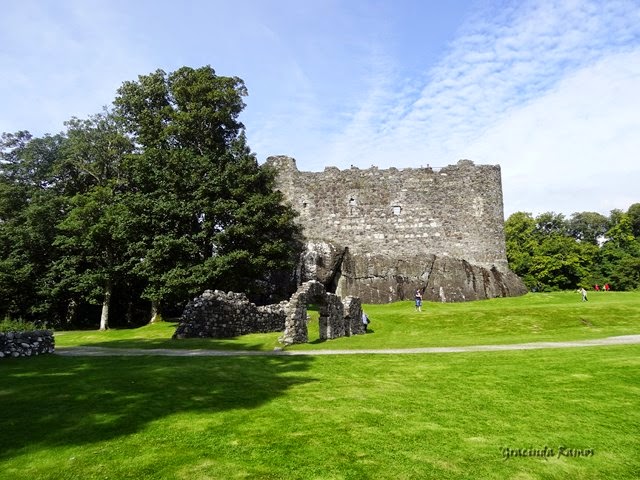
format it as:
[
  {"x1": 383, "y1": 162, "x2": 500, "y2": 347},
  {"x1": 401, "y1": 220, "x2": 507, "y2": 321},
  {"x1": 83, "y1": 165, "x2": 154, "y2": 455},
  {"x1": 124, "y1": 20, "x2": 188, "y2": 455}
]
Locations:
[
  {"x1": 265, "y1": 156, "x2": 527, "y2": 303},
  {"x1": 173, "y1": 280, "x2": 365, "y2": 345},
  {"x1": 173, "y1": 156, "x2": 526, "y2": 344}
]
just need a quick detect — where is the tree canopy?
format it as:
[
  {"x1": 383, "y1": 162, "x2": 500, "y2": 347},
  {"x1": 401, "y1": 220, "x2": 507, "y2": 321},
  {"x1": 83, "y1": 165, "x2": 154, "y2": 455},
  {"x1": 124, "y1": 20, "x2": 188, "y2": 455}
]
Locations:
[
  {"x1": 0, "y1": 66, "x2": 302, "y2": 329},
  {"x1": 505, "y1": 207, "x2": 640, "y2": 292}
]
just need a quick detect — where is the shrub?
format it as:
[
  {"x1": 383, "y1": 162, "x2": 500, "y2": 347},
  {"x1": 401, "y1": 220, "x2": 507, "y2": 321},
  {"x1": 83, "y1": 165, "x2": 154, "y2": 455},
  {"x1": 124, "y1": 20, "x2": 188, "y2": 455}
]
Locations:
[{"x1": 0, "y1": 318, "x2": 39, "y2": 333}]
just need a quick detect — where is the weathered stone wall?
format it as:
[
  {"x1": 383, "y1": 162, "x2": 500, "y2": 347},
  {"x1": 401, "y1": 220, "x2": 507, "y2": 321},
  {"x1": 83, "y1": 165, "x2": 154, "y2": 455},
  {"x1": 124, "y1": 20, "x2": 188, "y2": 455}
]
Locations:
[
  {"x1": 173, "y1": 290, "x2": 287, "y2": 339},
  {"x1": 175, "y1": 281, "x2": 366, "y2": 345},
  {"x1": 343, "y1": 296, "x2": 365, "y2": 336},
  {"x1": 280, "y1": 280, "x2": 364, "y2": 345},
  {"x1": 265, "y1": 156, "x2": 527, "y2": 303},
  {"x1": 266, "y1": 156, "x2": 507, "y2": 267},
  {"x1": 0, "y1": 330, "x2": 55, "y2": 358}
]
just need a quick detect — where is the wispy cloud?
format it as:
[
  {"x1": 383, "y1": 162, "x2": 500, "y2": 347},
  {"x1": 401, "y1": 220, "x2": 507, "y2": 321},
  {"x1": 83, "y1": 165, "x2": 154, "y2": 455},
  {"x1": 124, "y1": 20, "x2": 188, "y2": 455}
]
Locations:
[
  {"x1": 274, "y1": 0, "x2": 639, "y2": 216},
  {"x1": 321, "y1": 0, "x2": 640, "y2": 170},
  {"x1": 1, "y1": 0, "x2": 637, "y2": 216}
]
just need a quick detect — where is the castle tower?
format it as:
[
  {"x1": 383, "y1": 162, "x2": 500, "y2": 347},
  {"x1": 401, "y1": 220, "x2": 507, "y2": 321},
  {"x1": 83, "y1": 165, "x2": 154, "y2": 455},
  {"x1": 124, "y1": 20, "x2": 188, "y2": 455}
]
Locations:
[{"x1": 265, "y1": 156, "x2": 527, "y2": 303}]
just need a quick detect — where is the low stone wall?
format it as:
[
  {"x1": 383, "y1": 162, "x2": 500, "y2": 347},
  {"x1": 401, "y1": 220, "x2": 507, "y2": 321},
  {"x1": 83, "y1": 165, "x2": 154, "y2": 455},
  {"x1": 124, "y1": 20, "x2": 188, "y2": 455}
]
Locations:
[
  {"x1": 173, "y1": 281, "x2": 366, "y2": 345},
  {"x1": 280, "y1": 280, "x2": 365, "y2": 345},
  {"x1": 343, "y1": 296, "x2": 365, "y2": 336},
  {"x1": 173, "y1": 290, "x2": 287, "y2": 339},
  {"x1": 0, "y1": 330, "x2": 55, "y2": 358}
]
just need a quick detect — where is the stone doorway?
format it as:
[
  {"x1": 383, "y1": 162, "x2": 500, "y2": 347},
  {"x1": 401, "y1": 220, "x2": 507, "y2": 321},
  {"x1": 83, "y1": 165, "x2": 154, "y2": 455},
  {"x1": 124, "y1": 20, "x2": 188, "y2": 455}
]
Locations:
[{"x1": 280, "y1": 280, "x2": 364, "y2": 345}]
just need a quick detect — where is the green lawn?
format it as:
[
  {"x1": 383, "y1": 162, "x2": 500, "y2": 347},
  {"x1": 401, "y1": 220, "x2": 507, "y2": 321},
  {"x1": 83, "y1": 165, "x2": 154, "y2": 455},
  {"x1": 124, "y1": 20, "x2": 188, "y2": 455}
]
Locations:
[
  {"x1": 2, "y1": 291, "x2": 639, "y2": 479},
  {"x1": 1, "y1": 346, "x2": 639, "y2": 479},
  {"x1": 54, "y1": 291, "x2": 640, "y2": 351}
]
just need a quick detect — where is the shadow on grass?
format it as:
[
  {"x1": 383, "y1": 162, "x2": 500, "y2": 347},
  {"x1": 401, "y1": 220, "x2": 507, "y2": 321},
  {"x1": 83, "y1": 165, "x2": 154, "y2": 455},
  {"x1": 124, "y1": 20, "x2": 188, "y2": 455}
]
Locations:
[
  {"x1": 59, "y1": 337, "x2": 278, "y2": 351},
  {"x1": 0, "y1": 354, "x2": 315, "y2": 458}
]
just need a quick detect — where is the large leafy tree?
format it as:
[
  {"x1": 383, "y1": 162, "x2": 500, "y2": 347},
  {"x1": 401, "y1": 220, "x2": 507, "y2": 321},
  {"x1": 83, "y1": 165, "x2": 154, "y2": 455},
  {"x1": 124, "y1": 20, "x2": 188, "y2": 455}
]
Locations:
[
  {"x1": 627, "y1": 203, "x2": 640, "y2": 238},
  {"x1": 567, "y1": 211, "x2": 609, "y2": 245},
  {"x1": 48, "y1": 112, "x2": 134, "y2": 330},
  {"x1": 597, "y1": 212, "x2": 640, "y2": 290},
  {"x1": 0, "y1": 132, "x2": 67, "y2": 321},
  {"x1": 114, "y1": 66, "x2": 302, "y2": 319},
  {"x1": 506, "y1": 207, "x2": 639, "y2": 292},
  {"x1": 504, "y1": 212, "x2": 538, "y2": 287},
  {"x1": 52, "y1": 186, "x2": 133, "y2": 330}
]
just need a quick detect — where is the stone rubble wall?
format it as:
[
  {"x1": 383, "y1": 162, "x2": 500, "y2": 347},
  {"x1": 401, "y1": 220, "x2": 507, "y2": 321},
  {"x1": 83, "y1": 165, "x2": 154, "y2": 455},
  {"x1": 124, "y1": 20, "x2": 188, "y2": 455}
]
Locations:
[
  {"x1": 343, "y1": 296, "x2": 365, "y2": 336},
  {"x1": 173, "y1": 290, "x2": 287, "y2": 339},
  {"x1": 317, "y1": 293, "x2": 345, "y2": 341},
  {"x1": 280, "y1": 280, "x2": 364, "y2": 345},
  {"x1": 0, "y1": 330, "x2": 55, "y2": 358},
  {"x1": 175, "y1": 281, "x2": 366, "y2": 345}
]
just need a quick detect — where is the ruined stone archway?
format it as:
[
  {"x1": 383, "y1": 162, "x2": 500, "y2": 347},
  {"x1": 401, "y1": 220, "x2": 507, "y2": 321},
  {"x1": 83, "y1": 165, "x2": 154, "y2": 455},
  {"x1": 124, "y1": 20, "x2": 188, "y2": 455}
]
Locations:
[{"x1": 280, "y1": 280, "x2": 365, "y2": 345}]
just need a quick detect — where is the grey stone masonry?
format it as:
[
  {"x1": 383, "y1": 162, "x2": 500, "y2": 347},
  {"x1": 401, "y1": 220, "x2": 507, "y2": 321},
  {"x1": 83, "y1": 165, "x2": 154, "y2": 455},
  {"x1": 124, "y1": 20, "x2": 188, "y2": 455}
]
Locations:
[
  {"x1": 280, "y1": 280, "x2": 365, "y2": 345},
  {"x1": 343, "y1": 296, "x2": 365, "y2": 336},
  {"x1": 174, "y1": 281, "x2": 366, "y2": 345},
  {"x1": 173, "y1": 290, "x2": 287, "y2": 339},
  {"x1": 0, "y1": 330, "x2": 55, "y2": 358},
  {"x1": 266, "y1": 156, "x2": 507, "y2": 267},
  {"x1": 264, "y1": 156, "x2": 527, "y2": 303}
]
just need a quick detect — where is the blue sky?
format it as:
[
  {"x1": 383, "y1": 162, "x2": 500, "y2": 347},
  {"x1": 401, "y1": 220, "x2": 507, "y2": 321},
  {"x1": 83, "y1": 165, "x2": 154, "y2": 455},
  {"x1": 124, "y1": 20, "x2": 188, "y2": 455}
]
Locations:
[{"x1": 1, "y1": 0, "x2": 639, "y2": 218}]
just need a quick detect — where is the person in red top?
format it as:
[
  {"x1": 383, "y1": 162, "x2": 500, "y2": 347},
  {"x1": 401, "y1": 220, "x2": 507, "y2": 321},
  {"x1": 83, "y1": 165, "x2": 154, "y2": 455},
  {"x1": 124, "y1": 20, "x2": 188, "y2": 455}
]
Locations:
[{"x1": 594, "y1": 284, "x2": 600, "y2": 291}]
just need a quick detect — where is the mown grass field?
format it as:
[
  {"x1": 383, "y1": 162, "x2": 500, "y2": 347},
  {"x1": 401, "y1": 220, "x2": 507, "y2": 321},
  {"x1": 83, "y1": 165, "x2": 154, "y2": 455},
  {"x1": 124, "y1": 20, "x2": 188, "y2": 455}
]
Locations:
[
  {"x1": 55, "y1": 291, "x2": 640, "y2": 351},
  {"x1": 1, "y1": 291, "x2": 639, "y2": 479}
]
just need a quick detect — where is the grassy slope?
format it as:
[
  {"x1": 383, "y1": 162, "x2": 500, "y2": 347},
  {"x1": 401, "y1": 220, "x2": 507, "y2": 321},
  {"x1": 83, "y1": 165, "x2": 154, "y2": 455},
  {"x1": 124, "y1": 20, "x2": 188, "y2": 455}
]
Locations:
[
  {"x1": 54, "y1": 291, "x2": 640, "y2": 351},
  {"x1": 3, "y1": 292, "x2": 638, "y2": 479},
  {"x1": 1, "y1": 346, "x2": 638, "y2": 479}
]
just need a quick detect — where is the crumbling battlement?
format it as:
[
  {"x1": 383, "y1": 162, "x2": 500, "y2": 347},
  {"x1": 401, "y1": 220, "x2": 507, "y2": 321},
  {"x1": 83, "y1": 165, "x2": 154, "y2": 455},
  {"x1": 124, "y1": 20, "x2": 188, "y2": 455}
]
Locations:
[
  {"x1": 265, "y1": 156, "x2": 507, "y2": 268},
  {"x1": 264, "y1": 156, "x2": 527, "y2": 303}
]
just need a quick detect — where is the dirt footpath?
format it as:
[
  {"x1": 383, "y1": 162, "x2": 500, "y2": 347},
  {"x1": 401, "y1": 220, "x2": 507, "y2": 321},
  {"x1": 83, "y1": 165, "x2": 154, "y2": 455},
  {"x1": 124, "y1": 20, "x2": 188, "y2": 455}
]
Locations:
[{"x1": 54, "y1": 334, "x2": 640, "y2": 357}]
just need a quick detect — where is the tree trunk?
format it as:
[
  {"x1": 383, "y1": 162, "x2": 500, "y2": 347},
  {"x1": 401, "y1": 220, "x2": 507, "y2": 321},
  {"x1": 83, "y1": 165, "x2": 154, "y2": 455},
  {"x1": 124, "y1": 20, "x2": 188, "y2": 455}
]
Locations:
[
  {"x1": 125, "y1": 301, "x2": 133, "y2": 326},
  {"x1": 99, "y1": 281, "x2": 112, "y2": 331},
  {"x1": 149, "y1": 300, "x2": 161, "y2": 324},
  {"x1": 65, "y1": 299, "x2": 77, "y2": 327}
]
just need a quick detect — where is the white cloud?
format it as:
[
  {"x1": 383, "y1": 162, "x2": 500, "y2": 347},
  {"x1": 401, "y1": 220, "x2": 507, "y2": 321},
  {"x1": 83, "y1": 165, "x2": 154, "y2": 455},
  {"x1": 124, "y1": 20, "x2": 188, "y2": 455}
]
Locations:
[
  {"x1": 467, "y1": 49, "x2": 640, "y2": 217},
  {"x1": 290, "y1": 0, "x2": 640, "y2": 217},
  {"x1": 1, "y1": 0, "x2": 638, "y2": 218}
]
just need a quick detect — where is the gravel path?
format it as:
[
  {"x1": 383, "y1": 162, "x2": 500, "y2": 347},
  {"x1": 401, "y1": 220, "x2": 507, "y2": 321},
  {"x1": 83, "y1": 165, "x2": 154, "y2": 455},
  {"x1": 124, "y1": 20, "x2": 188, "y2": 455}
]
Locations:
[{"x1": 54, "y1": 334, "x2": 640, "y2": 357}]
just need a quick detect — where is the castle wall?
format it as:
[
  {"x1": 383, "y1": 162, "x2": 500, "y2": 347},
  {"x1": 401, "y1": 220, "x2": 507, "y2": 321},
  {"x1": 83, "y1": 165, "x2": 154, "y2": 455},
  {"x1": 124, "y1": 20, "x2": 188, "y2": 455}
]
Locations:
[{"x1": 265, "y1": 156, "x2": 509, "y2": 269}]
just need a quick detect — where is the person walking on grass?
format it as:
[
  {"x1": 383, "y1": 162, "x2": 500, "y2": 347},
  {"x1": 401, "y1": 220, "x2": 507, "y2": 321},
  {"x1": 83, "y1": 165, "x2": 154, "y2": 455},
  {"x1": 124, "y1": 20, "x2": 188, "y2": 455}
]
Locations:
[
  {"x1": 415, "y1": 289, "x2": 423, "y2": 311},
  {"x1": 579, "y1": 287, "x2": 588, "y2": 302},
  {"x1": 362, "y1": 311, "x2": 370, "y2": 332}
]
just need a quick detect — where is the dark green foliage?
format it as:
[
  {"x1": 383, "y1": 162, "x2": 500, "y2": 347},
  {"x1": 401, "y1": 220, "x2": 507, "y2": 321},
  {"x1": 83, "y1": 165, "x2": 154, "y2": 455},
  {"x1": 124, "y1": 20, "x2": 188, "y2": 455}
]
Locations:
[
  {"x1": 114, "y1": 66, "x2": 302, "y2": 312},
  {"x1": 0, "y1": 133, "x2": 68, "y2": 321},
  {"x1": 628, "y1": 203, "x2": 640, "y2": 237},
  {"x1": 506, "y1": 207, "x2": 640, "y2": 292},
  {"x1": 568, "y1": 211, "x2": 609, "y2": 244},
  {"x1": 0, "y1": 65, "x2": 303, "y2": 328},
  {"x1": 0, "y1": 318, "x2": 38, "y2": 332}
]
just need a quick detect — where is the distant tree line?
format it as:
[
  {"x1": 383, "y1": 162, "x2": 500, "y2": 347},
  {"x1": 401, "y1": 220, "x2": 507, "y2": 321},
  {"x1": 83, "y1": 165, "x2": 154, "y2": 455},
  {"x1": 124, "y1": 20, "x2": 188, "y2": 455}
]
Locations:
[
  {"x1": 0, "y1": 66, "x2": 303, "y2": 330},
  {"x1": 505, "y1": 206, "x2": 640, "y2": 292}
]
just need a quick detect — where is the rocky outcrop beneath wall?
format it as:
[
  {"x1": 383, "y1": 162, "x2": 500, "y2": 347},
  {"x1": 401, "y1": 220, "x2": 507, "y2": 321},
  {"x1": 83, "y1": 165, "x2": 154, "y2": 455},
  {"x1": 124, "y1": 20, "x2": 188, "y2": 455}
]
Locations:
[
  {"x1": 173, "y1": 290, "x2": 287, "y2": 339},
  {"x1": 299, "y1": 242, "x2": 527, "y2": 304},
  {"x1": 297, "y1": 241, "x2": 348, "y2": 289},
  {"x1": 0, "y1": 330, "x2": 55, "y2": 358}
]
